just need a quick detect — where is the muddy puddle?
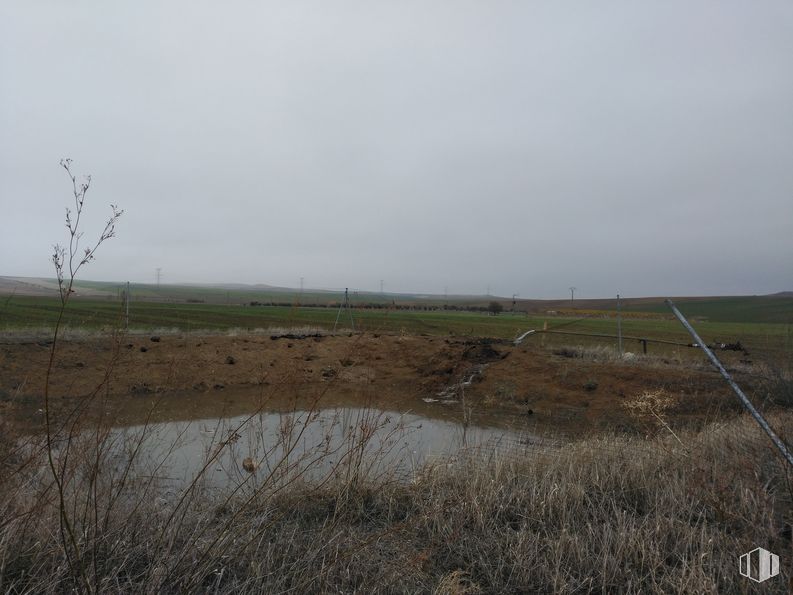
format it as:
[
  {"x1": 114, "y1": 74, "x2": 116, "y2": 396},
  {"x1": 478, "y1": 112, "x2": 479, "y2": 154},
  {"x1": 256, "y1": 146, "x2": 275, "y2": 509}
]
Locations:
[{"x1": 95, "y1": 389, "x2": 547, "y2": 490}]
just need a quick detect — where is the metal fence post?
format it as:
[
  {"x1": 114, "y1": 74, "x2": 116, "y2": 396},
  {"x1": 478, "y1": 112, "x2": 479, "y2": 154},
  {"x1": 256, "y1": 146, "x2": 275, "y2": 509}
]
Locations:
[{"x1": 666, "y1": 299, "x2": 793, "y2": 469}]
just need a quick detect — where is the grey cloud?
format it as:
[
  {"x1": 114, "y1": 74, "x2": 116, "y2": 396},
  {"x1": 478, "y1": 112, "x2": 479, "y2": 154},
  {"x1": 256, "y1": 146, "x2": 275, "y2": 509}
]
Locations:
[{"x1": 2, "y1": 1, "x2": 792, "y2": 298}]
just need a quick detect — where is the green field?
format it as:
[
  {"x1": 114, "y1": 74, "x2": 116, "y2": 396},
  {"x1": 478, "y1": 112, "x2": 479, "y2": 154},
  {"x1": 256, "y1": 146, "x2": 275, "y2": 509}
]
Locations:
[
  {"x1": 622, "y1": 295, "x2": 793, "y2": 324},
  {"x1": 5, "y1": 278, "x2": 481, "y2": 307},
  {"x1": 4, "y1": 278, "x2": 793, "y2": 324},
  {"x1": 2, "y1": 295, "x2": 791, "y2": 361},
  {"x1": 1, "y1": 296, "x2": 541, "y2": 335}
]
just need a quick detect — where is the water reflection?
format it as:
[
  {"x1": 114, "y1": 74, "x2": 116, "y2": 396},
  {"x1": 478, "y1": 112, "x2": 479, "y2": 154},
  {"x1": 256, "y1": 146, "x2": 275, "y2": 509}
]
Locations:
[{"x1": 110, "y1": 406, "x2": 527, "y2": 490}]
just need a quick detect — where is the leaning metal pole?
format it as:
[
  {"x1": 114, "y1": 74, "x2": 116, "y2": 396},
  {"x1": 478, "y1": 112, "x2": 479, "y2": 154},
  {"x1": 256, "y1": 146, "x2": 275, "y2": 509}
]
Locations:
[
  {"x1": 666, "y1": 299, "x2": 793, "y2": 469},
  {"x1": 617, "y1": 293, "x2": 623, "y2": 355}
]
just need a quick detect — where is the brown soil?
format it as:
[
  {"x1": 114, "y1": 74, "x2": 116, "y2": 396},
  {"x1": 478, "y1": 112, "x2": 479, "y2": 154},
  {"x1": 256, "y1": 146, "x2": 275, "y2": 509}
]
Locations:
[{"x1": 0, "y1": 332, "x2": 750, "y2": 434}]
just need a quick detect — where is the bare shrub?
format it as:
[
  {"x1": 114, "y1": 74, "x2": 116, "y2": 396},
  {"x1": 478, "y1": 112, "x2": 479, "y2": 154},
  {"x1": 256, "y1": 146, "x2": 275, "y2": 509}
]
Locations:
[{"x1": 2, "y1": 410, "x2": 791, "y2": 593}]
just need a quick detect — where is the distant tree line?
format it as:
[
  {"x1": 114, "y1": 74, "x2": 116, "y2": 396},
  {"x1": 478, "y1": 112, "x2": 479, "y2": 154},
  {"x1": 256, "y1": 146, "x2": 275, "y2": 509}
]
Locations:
[{"x1": 246, "y1": 301, "x2": 513, "y2": 313}]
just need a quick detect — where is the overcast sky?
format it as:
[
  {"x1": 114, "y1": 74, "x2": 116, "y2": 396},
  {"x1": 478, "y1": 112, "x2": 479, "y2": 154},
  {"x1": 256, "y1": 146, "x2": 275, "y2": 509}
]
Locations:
[{"x1": 1, "y1": 1, "x2": 792, "y2": 298}]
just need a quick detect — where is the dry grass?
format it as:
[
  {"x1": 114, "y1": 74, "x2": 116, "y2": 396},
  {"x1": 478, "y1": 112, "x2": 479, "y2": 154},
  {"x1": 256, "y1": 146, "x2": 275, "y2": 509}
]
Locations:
[
  {"x1": 547, "y1": 343, "x2": 766, "y2": 384},
  {"x1": 1, "y1": 408, "x2": 791, "y2": 594},
  {"x1": 551, "y1": 344, "x2": 697, "y2": 368}
]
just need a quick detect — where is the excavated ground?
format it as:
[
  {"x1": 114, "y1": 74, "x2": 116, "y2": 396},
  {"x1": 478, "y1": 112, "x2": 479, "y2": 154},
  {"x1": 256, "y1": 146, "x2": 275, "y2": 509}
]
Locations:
[{"x1": 0, "y1": 332, "x2": 753, "y2": 433}]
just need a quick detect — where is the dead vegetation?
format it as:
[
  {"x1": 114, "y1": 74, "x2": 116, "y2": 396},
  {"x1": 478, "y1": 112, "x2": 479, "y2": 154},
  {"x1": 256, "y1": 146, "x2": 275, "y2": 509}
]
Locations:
[{"x1": 1, "y1": 409, "x2": 791, "y2": 593}]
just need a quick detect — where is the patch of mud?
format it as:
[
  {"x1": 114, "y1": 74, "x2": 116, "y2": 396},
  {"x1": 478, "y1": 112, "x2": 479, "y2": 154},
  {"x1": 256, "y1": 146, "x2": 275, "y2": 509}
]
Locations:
[{"x1": 0, "y1": 332, "x2": 752, "y2": 435}]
